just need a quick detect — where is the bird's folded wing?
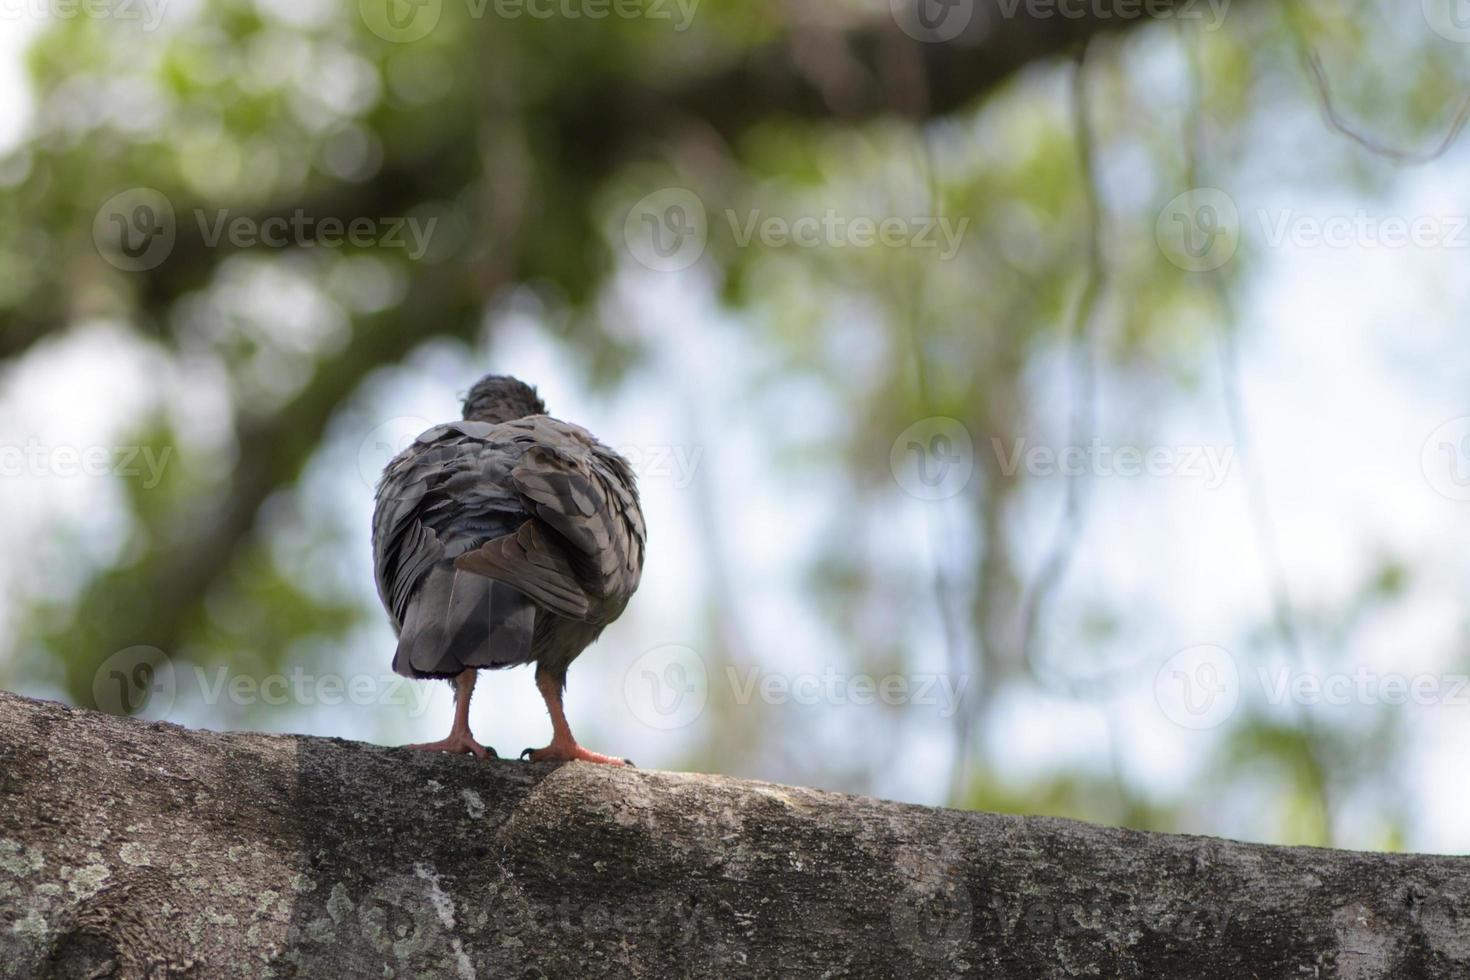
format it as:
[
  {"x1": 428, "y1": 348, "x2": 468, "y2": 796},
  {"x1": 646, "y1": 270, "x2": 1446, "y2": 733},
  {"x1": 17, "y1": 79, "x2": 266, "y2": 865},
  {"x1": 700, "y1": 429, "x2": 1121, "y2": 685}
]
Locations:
[
  {"x1": 454, "y1": 440, "x2": 643, "y2": 621},
  {"x1": 515, "y1": 443, "x2": 643, "y2": 593},
  {"x1": 454, "y1": 519, "x2": 592, "y2": 620},
  {"x1": 372, "y1": 424, "x2": 524, "y2": 629}
]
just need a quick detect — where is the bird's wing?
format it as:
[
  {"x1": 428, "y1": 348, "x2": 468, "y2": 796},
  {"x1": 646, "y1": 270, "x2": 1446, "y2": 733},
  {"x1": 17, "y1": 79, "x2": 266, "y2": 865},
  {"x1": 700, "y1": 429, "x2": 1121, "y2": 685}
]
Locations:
[
  {"x1": 455, "y1": 419, "x2": 645, "y2": 623},
  {"x1": 372, "y1": 423, "x2": 535, "y2": 675},
  {"x1": 454, "y1": 518, "x2": 594, "y2": 620}
]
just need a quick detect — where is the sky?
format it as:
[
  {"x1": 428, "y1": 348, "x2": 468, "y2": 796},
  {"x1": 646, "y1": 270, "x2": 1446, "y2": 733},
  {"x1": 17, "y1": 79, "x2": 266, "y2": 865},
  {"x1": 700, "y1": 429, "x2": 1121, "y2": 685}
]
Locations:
[
  {"x1": 1, "y1": 13, "x2": 1467, "y2": 854},
  {"x1": 0, "y1": 24, "x2": 37, "y2": 152}
]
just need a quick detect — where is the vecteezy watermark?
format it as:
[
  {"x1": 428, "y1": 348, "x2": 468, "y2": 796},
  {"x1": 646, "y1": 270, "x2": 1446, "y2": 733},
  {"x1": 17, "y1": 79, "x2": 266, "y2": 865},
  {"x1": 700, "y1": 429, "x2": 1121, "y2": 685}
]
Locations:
[
  {"x1": 623, "y1": 644, "x2": 709, "y2": 730},
  {"x1": 990, "y1": 438, "x2": 1235, "y2": 489},
  {"x1": 474, "y1": 0, "x2": 697, "y2": 29},
  {"x1": 359, "y1": 0, "x2": 698, "y2": 43},
  {"x1": 359, "y1": 0, "x2": 443, "y2": 42},
  {"x1": 890, "y1": 0, "x2": 975, "y2": 43},
  {"x1": 195, "y1": 210, "x2": 438, "y2": 260},
  {"x1": 354, "y1": 417, "x2": 703, "y2": 492},
  {"x1": 1154, "y1": 644, "x2": 1240, "y2": 730},
  {"x1": 1155, "y1": 187, "x2": 1240, "y2": 272},
  {"x1": 0, "y1": 440, "x2": 172, "y2": 489},
  {"x1": 1257, "y1": 210, "x2": 1470, "y2": 250},
  {"x1": 93, "y1": 189, "x2": 439, "y2": 272},
  {"x1": 890, "y1": 862, "x2": 974, "y2": 962},
  {"x1": 1159, "y1": 188, "x2": 1470, "y2": 271},
  {"x1": 726, "y1": 665, "x2": 969, "y2": 719},
  {"x1": 998, "y1": 0, "x2": 1232, "y2": 28},
  {"x1": 891, "y1": 0, "x2": 1230, "y2": 44},
  {"x1": 92, "y1": 646, "x2": 436, "y2": 720},
  {"x1": 978, "y1": 894, "x2": 1235, "y2": 942},
  {"x1": 623, "y1": 188, "x2": 708, "y2": 272},
  {"x1": 357, "y1": 415, "x2": 434, "y2": 490},
  {"x1": 1155, "y1": 643, "x2": 1470, "y2": 730},
  {"x1": 93, "y1": 188, "x2": 176, "y2": 272},
  {"x1": 192, "y1": 666, "x2": 435, "y2": 716},
  {"x1": 724, "y1": 210, "x2": 969, "y2": 261},
  {"x1": 1258, "y1": 667, "x2": 1470, "y2": 709},
  {"x1": 612, "y1": 444, "x2": 704, "y2": 489},
  {"x1": 622, "y1": 645, "x2": 970, "y2": 729},
  {"x1": 1421, "y1": 416, "x2": 1470, "y2": 502},
  {"x1": 890, "y1": 417, "x2": 975, "y2": 501},
  {"x1": 94, "y1": 646, "x2": 177, "y2": 719},
  {"x1": 621, "y1": 188, "x2": 970, "y2": 271},
  {"x1": 890, "y1": 862, "x2": 1236, "y2": 964},
  {"x1": 0, "y1": 0, "x2": 169, "y2": 29},
  {"x1": 1423, "y1": 0, "x2": 1470, "y2": 43}
]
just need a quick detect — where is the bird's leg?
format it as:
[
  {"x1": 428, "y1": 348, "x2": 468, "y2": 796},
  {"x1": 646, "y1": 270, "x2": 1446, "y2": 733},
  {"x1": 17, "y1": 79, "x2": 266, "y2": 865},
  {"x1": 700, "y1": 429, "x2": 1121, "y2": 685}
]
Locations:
[
  {"x1": 408, "y1": 669, "x2": 495, "y2": 759},
  {"x1": 522, "y1": 667, "x2": 631, "y2": 766}
]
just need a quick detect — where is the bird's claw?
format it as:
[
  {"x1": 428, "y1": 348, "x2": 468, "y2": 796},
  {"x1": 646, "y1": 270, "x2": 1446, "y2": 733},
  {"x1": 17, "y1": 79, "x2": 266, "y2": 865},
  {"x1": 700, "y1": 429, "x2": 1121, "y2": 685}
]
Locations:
[
  {"x1": 519, "y1": 743, "x2": 633, "y2": 766},
  {"x1": 407, "y1": 732, "x2": 496, "y2": 759}
]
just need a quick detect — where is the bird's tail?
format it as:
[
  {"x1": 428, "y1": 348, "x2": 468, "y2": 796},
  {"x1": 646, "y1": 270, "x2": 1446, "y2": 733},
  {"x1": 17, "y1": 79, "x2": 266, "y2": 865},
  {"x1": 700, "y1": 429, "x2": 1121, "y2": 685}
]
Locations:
[{"x1": 392, "y1": 562, "x2": 536, "y2": 678}]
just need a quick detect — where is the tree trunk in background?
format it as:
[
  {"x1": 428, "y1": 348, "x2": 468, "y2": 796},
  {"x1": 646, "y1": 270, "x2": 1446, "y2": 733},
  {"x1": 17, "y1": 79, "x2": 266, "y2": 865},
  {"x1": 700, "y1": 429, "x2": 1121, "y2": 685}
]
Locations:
[{"x1": 1, "y1": 691, "x2": 1465, "y2": 979}]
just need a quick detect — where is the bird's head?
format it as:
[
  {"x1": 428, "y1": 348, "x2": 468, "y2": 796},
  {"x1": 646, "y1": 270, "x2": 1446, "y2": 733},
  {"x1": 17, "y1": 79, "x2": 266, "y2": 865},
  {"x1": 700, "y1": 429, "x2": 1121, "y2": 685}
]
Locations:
[{"x1": 462, "y1": 374, "x2": 547, "y2": 424}]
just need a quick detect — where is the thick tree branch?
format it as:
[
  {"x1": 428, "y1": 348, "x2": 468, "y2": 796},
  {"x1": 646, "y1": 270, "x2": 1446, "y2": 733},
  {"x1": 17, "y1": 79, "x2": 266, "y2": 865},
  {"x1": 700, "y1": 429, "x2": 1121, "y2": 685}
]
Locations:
[
  {"x1": 0, "y1": 691, "x2": 1465, "y2": 979},
  {"x1": 0, "y1": 0, "x2": 1259, "y2": 363}
]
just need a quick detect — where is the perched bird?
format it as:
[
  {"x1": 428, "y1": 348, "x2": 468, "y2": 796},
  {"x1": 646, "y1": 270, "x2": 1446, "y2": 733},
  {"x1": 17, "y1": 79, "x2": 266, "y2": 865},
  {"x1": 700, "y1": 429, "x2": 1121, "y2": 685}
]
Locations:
[{"x1": 371, "y1": 375, "x2": 645, "y2": 764}]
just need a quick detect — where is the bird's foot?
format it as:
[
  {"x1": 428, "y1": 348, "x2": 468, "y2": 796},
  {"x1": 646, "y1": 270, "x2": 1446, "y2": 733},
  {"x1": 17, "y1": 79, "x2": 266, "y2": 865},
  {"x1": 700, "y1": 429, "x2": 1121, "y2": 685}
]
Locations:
[
  {"x1": 408, "y1": 731, "x2": 496, "y2": 759},
  {"x1": 519, "y1": 742, "x2": 633, "y2": 767}
]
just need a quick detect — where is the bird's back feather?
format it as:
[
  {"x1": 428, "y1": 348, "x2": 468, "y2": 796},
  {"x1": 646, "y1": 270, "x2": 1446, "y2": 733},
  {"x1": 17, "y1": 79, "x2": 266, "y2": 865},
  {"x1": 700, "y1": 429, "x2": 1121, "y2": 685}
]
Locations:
[{"x1": 372, "y1": 415, "x2": 645, "y2": 680}]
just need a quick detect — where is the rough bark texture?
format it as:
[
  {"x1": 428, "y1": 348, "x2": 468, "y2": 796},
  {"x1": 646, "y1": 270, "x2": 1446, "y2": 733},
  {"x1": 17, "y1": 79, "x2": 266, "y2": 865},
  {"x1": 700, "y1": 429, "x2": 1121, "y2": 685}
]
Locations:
[{"x1": 1, "y1": 691, "x2": 1467, "y2": 979}]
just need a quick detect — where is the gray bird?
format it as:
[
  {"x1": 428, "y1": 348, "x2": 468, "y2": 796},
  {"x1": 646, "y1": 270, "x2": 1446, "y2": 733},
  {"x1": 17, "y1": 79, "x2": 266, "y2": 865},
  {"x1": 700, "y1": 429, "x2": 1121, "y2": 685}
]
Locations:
[{"x1": 371, "y1": 375, "x2": 645, "y2": 764}]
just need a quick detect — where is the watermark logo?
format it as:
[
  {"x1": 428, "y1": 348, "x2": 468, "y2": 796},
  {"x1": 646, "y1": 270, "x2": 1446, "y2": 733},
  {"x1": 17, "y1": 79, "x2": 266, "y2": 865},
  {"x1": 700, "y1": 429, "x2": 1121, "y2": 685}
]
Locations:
[
  {"x1": 990, "y1": 437, "x2": 1234, "y2": 489},
  {"x1": 360, "y1": 0, "x2": 442, "y2": 41},
  {"x1": 622, "y1": 187, "x2": 970, "y2": 269},
  {"x1": 991, "y1": 0, "x2": 1231, "y2": 30},
  {"x1": 887, "y1": 869, "x2": 970, "y2": 963},
  {"x1": 1156, "y1": 187, "x2": 1239, "y2": 272},
  {"x1": 1423, "y1": 0, "x2": 1470, "y2": 43},
  {"x1": 725, "y1": 209, "x2": 969, "y2": 259},
  {"x1": 1257, "y1": 209, "x2": 1470, "y2": 250},
  {"x1": 93, "y1": 188, "x2": 176, "y2": 272},
  {"x1": 1422, "y1": 416, "x2": 1470, "y2": 502},
  {"x1": 196, "y1": 209, "x2": 438, "y2": 259},
  {"x1": 358, "y1": 416, "x2": 433, "y2": 490},
  {"x1": 890, "y1": 416, "x2": 974, "y2": 500},
  {"x1": 623, "y1": 187, "x2": 708, "y2": 272},
  {"x1": 0, "y1": 440, "x2": 173, "y2": 488},
  {"x1": 94, "y1": 188, "x2": 439, "y2": 271},
  {"x1": 360, "y1": 0, "x2": 699, "y2": 39},
  {"x1": 93, "y1": 645, "x2": 176, "y2": 719},
  {"x1": 613, "y1": 443, "x2": 704, "y2": 489},
  {"x1": 473, "y1": 0, "x2": 699, "y2": 29},
  {"x1": 623, "y1": 643, "x2": 708, "y2": 729},
  {"x1": 485, "y1": 892, "x2": 718, "y2": 943},
  {"x1": 622, "y1": 647, "x2": 967, "y2": 727},
  {"x1": 891, "y1": 0, "x2": 974, "y2": 42},
  {"x1": 1154, "y1": 643, "x2": 1239, "y2": 730},
  {"x1": 1259, "y1": 666, "x2": 1470, "y2": 708},
  {"x1": 1, "y1": 0, "x2": 170, "y2": 30},
  {"x1": 726, "y1": 666, "x2": 968, "y2": 718},
  {"x1": 91, "y1": 648, "x2": 437, "y2": 718}
]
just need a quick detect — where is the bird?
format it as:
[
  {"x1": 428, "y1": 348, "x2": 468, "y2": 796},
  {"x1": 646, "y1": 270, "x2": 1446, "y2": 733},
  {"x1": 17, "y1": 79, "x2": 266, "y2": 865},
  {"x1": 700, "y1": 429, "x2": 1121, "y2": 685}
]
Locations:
[{"x1": 371, "y1": 374, "x2": 645, "y2": 765}]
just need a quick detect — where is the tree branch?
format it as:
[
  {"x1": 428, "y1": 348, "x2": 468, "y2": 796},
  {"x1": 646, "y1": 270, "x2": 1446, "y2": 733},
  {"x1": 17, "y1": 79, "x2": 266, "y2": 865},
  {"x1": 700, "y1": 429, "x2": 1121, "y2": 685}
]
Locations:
[
  {"x1": 0, "y1": 0, "x2": 1261, "y2": 364},
  {"x1": 0, "y1": 691, "x2": 1465, "y2": 979}
]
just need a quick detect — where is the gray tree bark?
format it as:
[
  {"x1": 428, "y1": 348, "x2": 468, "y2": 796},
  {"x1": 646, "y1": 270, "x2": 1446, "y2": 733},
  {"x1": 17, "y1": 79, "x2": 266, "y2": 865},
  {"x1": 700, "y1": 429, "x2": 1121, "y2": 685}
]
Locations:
[{"x1": 1, "y1": 690, "x2": 1466, "y2": 979}]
